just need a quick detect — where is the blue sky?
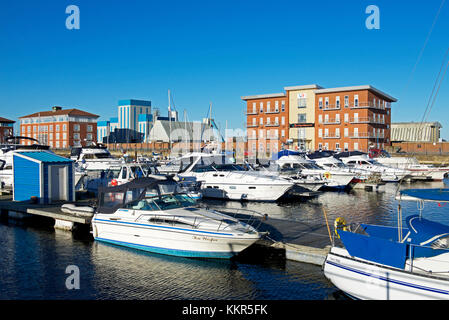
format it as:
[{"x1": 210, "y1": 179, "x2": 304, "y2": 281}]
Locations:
[{"x1": 1, "y1": 0, "x2": 448, "y2": 137}]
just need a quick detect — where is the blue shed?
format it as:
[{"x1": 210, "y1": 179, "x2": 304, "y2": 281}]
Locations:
[{"x1": 13, "y1": 151, "x2": 75, "y2": 204}]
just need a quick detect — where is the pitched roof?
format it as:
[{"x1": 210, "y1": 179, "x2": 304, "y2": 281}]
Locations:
[
  {"x1": 0, "y1": 117, "x2": 15, "y2": 123},
  {"x1": 19, "y1": 108, "x2": 99, "y2": 119}
]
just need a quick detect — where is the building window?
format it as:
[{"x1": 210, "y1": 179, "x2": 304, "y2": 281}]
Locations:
[
  {"x1": 319, "y1": 98, "x2": 323, "y2": 109},
  {"x1": 266, "y1": 101, "x2": 271, "y2": 113},
  {"x1": 325, "y1": 97, "x2": 329, "y2": 109},
  {"x1": 74, "y1": 133, "x2": 80, "y2": 140},
  {"x1": 336, "y1": 96, "x2": 340, "y2": 108},
  {"x1": 318, "y1": 129, "x2": 323, "y2": 138},
  {"x1": 335, "y1": 128, "x2": 340, "y2": 138},
  {"x1": 344, "y1": 96, "x2": 349, "y2": 108},
  {"x1": 266, "y1": 117, "x2": 271, "y2": 125},
  {"x1": 252, "y1": 102, "x2": 256, "y2": 113},
  {"x1": 86, "y1": 133, "x2": 93, "y2": 141},
  {"x1": 344, "y1": 128, "x2": 349, "y2": 137},
  {"x1": 354, "y1": 142, "x2": 359, "y2": 150},
  {"x1": 324, "y1": 128, "x2": 329, "y2": 137},
  {"x1": 318, "y1": 115, "x2": 323, "y2": 124},
  {"x1": 27, "y1": 126, "x2": 31, "y2": 133},
  {"x1": 354, "y1": 95, "x2": 359, "y2": 107},
  {"x1": 281, "y1": 101, "x2": 285, "y2": 112},
  {"x1": 87, "y1": 125, "x2": 93, "y2": 132},
  {"x1": 344, "y1": 142, "x2": 349, "y2": 151},
  {"x1": 335, "y1": 143, "x2": 340, "y2": 151},
  {"x1": 260, "y1": 102, "x2": 263, "y2": 113},
  {"x1": 275, "y1": 117, "x2": 279, "y2": 125},
  {"x1": 318, "y1": 143, "x2": 323, "y2": 150},
  {"x1": 281, "y1": 130, "x2": 285, "y2": 138},
  {"x1": 335, "y1": 114, "x2": 340, "y2": 123},
  {"x1": 63, "y1": 124, "x2": 67, "y2": 132},
  {"x1": 56, "y1": 125, "x2": 60, "y2": 132},
  {"x1": 354, "y1": 127, "x2": 359, "y2": 137},
  {"x1": 275, "y1": 101, "x2": 279, "y2": 112},
  {"x1": 297, "y1": 94, "x2": 307, "y2": 108},
  {"x1": 298, "y1": 113, "x2": 306, "y2": 123},
  {"x1": 259, "y1": 118, "x2": 263, "y2": 125},
  {"x1": 252, "y1": 118, "x2": 256, "y2": 126},
  {"x1": 281, "y1": 117, "x2": 285, "y2": 125}
]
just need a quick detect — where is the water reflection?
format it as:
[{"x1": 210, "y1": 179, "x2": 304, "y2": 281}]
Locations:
[{"x1": 0, "y1": 179, "x2": 448, "y2": 299}]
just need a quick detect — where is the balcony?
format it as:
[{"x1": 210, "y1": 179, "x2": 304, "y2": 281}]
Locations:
[
  {"x1": 248, "y1": 136, "x2": 258, "y2": 140},
  {"x1": 322, "y1": 133, "x2": 341, "y2": 139},
  {"x1": 349, "y1": 102, "x2": 388, "y2": 111},
  {"x1": 247, "y1": 124, "x2": 259, "y2": 128},
  {"x1": 323, "y1": 119, "x2": 341, "y2": 125},
  {"x1": 265, "y1": 109, "x2": 280, "y2": 114},
  {"x1": 321, "y1": 103, "x2": 341, "y2": 111},
  {"x1": 245, "y1": 111, "x2": 258, "y2": 115},
  {"x1": 265, "y1": 122, "x2": 280, "y2": 127},
  {"x1": 350, "y1": 117, "x2": 385, "y2": 124},
  {"x1": 350, "y1": 132, "x2": 385, "y2": 139}
]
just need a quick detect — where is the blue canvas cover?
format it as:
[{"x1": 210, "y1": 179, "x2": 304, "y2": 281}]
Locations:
[
  {"x1": 338, "y1": 230, "x2": 408, "y2": 269},
  {"x1": 272, "y1": 150, "x2": 301, "y2": 160},
  {"x1": 400, "y1": 188, "x2": 449, "y2": 203}
]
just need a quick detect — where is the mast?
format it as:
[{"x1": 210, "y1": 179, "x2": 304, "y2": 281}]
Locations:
[{"x1": 168, "y1": 89, "x2": 172, "y2": 152}]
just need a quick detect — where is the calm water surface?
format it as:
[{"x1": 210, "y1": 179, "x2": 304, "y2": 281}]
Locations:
[{"x1": 1, "y1": 179, "x2": 448, "y2": 300}]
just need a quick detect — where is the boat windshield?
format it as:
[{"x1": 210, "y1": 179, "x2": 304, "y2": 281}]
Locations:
[
  {"x1": 192, "y1": 163, "x2": 245, "y2": 172},
  {"x1": 301, "y1": 163, "x2": 322, "y2": 170},
  {"x1": 126, "y1": 194, "x2": 197, "y2": 211}
]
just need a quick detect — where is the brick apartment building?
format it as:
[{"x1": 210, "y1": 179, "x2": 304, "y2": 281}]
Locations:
[
  {"x1": 19, "y1": 106, "x2": 99, "y2": 149},
  {"x1": 314, "y1": 85, "x2": 396, "y2": 152},
  {"x1": 0, "y1": 117, "x2": 15, "y2": 143},
  {"x1": 241, "y1": 93, "x2": 289, "y2": 157}
]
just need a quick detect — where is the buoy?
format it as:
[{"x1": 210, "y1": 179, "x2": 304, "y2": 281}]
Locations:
[{"x1": 334, "y1": 217, "x2": 348, "y2": 238}]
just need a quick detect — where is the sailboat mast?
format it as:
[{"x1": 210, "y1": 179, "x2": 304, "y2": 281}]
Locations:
[{"x1": 168, "y1": 89, "x2": 172, "y2": 153}]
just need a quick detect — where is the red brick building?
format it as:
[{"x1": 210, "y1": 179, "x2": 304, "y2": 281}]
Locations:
[
  {"x1": 241, "y1": 93, "x2": 289, "y2": 157},
  {"x1": 0, "y1": 117, "x2": 15, "y2": 143},
  {"x1": 19, "y1": 106, "x2": 99, "y2": 149},
  {"x1": 314, "y1": 85, "x2": 396, "y2": 152}
]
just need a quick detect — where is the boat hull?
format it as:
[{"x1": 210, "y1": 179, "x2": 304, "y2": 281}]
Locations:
[
  {"x1": 92, "y1": 218, "x2": 260, "y2": 259},
  {"x1": 200, "y1": 182, "x2": 292, "y2": 201},
  {"x1": 324, "y1": 247, "x2": 449, "y2": 300}
]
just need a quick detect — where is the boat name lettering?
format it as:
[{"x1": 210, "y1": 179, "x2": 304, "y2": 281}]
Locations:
[{"x1": 192, "y1": 235, "x2": 218, "y2": 242}]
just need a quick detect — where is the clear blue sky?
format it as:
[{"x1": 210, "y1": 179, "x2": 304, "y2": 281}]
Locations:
[{"x1": 1, "y1": 0, "x2": 448, "y2": 137}]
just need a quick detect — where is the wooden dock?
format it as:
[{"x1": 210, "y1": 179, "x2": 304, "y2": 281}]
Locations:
[{"x1": 0, "y1": 195, "x2": 331, "y2": 265}]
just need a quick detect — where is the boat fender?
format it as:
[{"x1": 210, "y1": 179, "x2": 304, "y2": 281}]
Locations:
[
  {"x1": 110, "y1": 179, "x2": 118, "y2": 186},
  {"x1": 334, "y1": 217, "x2": 348, "y2": 238},
  {"x1": 324, "y1": 172, "x2": 332, "y2": 179}
]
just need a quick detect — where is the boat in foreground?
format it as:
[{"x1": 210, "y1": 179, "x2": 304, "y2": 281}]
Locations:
[
  {"x1": 323, "y1": 188, "x2": 449, "y2": 299},
  {"x1": 91, "y1": 177, "x2": 262, "y2": 258}
]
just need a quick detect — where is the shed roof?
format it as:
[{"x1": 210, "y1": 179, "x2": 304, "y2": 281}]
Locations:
[{"x1": 15, "y1": 151, "x2": 73, "y2": 163}]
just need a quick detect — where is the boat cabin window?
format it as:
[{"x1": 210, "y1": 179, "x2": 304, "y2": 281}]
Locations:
[
  {"x1": 431, "y1": 236, "x2": 449, "y2": 249},
  {"x1": 121, "y1": 167, "x2": 128, "y2": 179},
  {"x1": 130, "y1": 166, "x2": 144, "y2": 178},
  {"x1": 125, "y1": 194, "x2": 196, "y2": 211}
]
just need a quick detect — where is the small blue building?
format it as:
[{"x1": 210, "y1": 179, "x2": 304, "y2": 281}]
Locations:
[{"x1": 13, "y1": 151, "x2": 75, "y2": 204}]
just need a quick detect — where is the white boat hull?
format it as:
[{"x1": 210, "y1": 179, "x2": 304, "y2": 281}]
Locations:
[
  {"x1": 324, "y1": 247, "x2": 449, "y2": 300},
  {"x1": 92, "y1": 217, "x2": 260, "y2": 258},
  {"x1": 200, "y1": 182, "x2": 292, "y2": 201}
]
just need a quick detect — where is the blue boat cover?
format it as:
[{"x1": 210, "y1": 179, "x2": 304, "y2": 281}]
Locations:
[
  {"x1": 406, "y1": 214, "x2": 449, "y2": 246},
  {"x1": 400, "y1": 188, "x2": 449, "y2": 203},
  {"x1": 338, "y1": 230, "x2": 408, "y2": 269},
  {"x1": 272, "y1": 150, "x2": 301, "y2": 160},
  {"x1": 361, "y1": 224, "x2": 408, "y2": 242}
]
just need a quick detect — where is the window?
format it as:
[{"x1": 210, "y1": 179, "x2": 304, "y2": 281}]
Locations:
[
  {"x1": 298, "y1": 113, "x2": 306, "y2": 123},
  {"x1": 252, "y1": 102, "x2": 256, "y2": 113},
  {"x1": 281, "y1": 101, "x2": 285, "y2": 112},
  {"x1": 354, "y1": 127, "x2": 359, "y2": 137},
  {"x1": 56, "y1": 125, "x2": 60, "y2": 132},
  {"x1": 63, "y1": 124, "x2": 67, "y2": 132},
  {"x1": 324, "y1": 114, "x2": 329, "y2": 123},
  {"x1": 344, "y1": 96, "x2": 349, "y2": 108},
  {"x1": 344, "y1": 113, "x2": 348, "y2": 123},
  {"x1": 354, "y1": 95, "x2": 359, "y2": 107},
  {"x1": 335, "y1": 128, "x2": 340, "y2": 138},
  {"x1": 87, "y1": 125, "x2": 93, "y2": 132},
  {"x1": 252, "y1": 118, "x2": 256, "y2": 126},
  {"x1": 318, "y1": 129, "x2": 323, "y2": 138},
  {"x1": 344, "y1": 142, "x2": 349, "y2": 151},
  {"x1": 266, "y1": 101, "x2": 271, "y2": 113},
  {"x1": 275, "y1": 117, "x2": 279, "y2": 125},
  {"x1": 318, "y1": 143, "x2": 323, "y2": 150},
  {"x1": 324, "y1": 128, "x2": 329, "y2": 137},
  {"x1": 324, "y1": 143, "x2": 329, "y2": 150},
  {"x1": 335, "y1": 143, "x2": 340, "y2": 150},
  {"x1": 354, "y1": 142, "x2": 359, "y2": 150},
  {"x1": 344, "y1": 128, "x2": 349, "y2": 137},
  {"x1": 27, "y1": 126, "x2": 31, "y2": 133},
  {"x1": 266, "y1": 117, "x2": 271, "y2": 125},
  {"x1": 275, "y1": 101, "x2": 279, "y2": 112},
  {"x1": 335, "y1": 114, "x2": 340, "y2": 123},
  {"x1": 87, "y1": 133, "x2": 93, "y2": 141},
  {"x1": 281, "y1": 130, "x2": 285, "y2": 137},
  {"x1": 336, "y1": 96, "x2": 340, "y2": 108},
  {"x1": 260, "y1": 102, "x2": 263, "y2": 113},
  {"x1": 325, "y1": 97, "x2": 329, "y2": 108},
  {"x1": 297, "y1": 94, "x2": 307, "y2": 108},
  {"x1": 259, "y1": 118, "x2": 263, "y2": 125},
  {"x1": 319, "y1": 98, "x2": 323, "y2": 109},
  {"x1": 318, "y1": 115, "x2": 323, "y2": 123},
  {"x1": 63, "y1": 133, "x2": 67, "y2": 140},
  {"x1": 73, "y1": 133, "x2": 80, "y2": 140},
  {"x1": 281, "y1": 117, "x2": 285, "y2": 125}
]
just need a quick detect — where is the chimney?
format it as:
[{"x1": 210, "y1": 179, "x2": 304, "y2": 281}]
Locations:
[{"x1": 52, "y1": 106, "x2": 62, "y2": 112}]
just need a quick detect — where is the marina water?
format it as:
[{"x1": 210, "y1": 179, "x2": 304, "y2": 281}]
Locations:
[{"x1": 1, "y1": 179, "x2": 448, "y2": 300}]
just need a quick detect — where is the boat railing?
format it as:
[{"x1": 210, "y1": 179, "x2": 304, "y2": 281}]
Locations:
[{"x1": 405, "y1": 242, "x2": 449, "y2": 276}]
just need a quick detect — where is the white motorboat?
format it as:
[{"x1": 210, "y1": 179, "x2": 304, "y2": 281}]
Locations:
[
  {"x1": 370, "y1": 149, "x2": 449, "y2": 181},
  {"x1": 323, "y1": 188, "x2": 449, "y2": 299},
  {"x1": 248, "y1": 161, "x2": 325, "y2": 193},
  {"x1": 275, "y1": 154, "x2": 355, "y2": 189},
  {"x1": 336, "y1": 152, "x2": 411, "y2": 182},
  {"x1": 176, "y1": 153, "x2": 294, "y2": 201},
  {"x1": 0, "y1": 136, "x2": 53, "y2": 188},
  {"x1": 91, "y1": 177, "x2": 262, "y2": 259},
  {"x1": 70, "y1": 144, "x2": 123, "y2": 172}
]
